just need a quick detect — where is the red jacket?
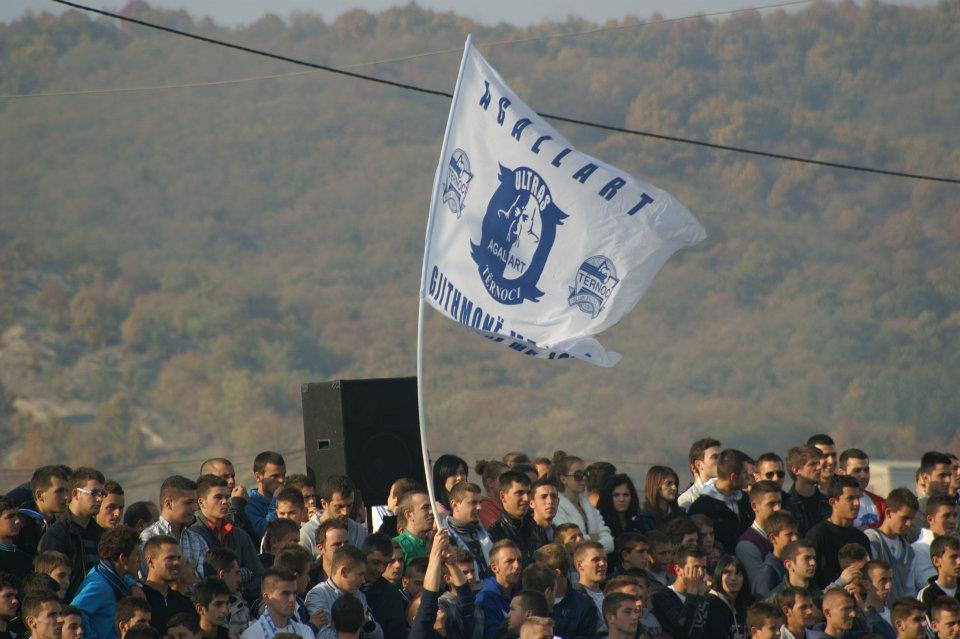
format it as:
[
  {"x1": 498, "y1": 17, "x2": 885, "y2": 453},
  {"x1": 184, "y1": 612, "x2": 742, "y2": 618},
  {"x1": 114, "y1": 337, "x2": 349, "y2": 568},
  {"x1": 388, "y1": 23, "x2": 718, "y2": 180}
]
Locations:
[{"x1": 865, "y1": 490, "x2": 886, "y2": 529}]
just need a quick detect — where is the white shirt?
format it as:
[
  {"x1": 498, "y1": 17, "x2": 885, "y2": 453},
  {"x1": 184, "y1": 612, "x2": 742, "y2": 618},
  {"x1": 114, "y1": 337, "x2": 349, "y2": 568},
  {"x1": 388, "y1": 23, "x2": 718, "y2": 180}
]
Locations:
[
  {"x1": 239, "y1": 610, "x2": 314, "y2": 639},
  {"x1": 678, "y1": 478, "x2": 706, "y2": 510}
]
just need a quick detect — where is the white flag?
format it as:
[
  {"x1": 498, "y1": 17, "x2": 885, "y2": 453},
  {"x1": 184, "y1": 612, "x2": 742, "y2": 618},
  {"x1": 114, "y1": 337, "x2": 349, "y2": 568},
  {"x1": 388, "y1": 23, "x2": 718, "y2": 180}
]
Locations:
[{"x1": 420, "y1": 38, "x2": 707, "y2": 367}]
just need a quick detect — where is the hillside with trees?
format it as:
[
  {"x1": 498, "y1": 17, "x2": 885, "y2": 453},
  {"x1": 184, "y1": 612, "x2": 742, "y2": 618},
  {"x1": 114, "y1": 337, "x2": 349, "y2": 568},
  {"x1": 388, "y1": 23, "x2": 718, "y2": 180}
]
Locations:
[{"x1": 0, "y1": 0, "x2": 958, "y2": 494}]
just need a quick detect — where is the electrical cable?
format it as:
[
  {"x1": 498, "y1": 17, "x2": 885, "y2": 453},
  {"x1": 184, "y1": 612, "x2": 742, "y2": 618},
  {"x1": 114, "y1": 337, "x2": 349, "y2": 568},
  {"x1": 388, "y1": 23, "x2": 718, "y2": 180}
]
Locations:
[
  {"x1": 0, "y1": 0, "x2": 813, "y2": 99},
  {"x1": 39, "y1": 0, "x2": 960, "y2": 185}
]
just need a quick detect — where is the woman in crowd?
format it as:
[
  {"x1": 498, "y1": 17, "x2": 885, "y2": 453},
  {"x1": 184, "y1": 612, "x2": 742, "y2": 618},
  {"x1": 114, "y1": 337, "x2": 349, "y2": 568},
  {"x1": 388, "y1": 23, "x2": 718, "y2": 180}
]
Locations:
[
  {"x1": 636, "y1": 465, "x2": 682, "y2": 532},
  {"x1": 551, "y1": 455, "x2": 614, "y2": 553},
  {"x1": 596, "y1": 473, "x2": 643, "y2": 541},
  {"x1": 708, "y1": 555, "x2": 752, "y2": 639},
  {"x1": 432, "y1": 454, "x2": 468, "y2": 523}
]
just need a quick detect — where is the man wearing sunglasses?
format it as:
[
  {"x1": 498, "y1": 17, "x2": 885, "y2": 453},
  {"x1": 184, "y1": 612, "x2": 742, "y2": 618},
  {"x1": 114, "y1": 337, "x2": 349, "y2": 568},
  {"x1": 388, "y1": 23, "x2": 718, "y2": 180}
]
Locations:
[{"x1": 39, "y1": 466, "x2": 107, "y2": 600}]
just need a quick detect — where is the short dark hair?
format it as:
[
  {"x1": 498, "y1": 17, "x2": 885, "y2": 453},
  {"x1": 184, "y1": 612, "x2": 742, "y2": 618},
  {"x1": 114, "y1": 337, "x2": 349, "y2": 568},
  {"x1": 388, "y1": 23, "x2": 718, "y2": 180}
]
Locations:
[
  {"x1": 361, "y1": 533, "x2": 394, "y2": 557},
  {"x1": 926, "y1": 494, "x2": 958, "y2": 518},
  {"x1": 274, "y1": 546, "x2": 312, "y2": 575},
  {"x1": 717, "y1": 449, "x2": 753, "y2": 479},
  {"x1": 315, "y1": 518, "x2": 348, "y2": 547},
  {"x1": 586, "y1": 462, "x2": 617, "y2": 494},
  {"x1": 931, "y1": 535, "x2": 960, "y2": 561},
  {"x1": 0, "y1": 495, "x2": 17, "y2": 515},
  {"x1": 405, "y1": 557, "x2": 428, "y2": 577},
  {"x1": 275, "y1": 487, "x2": 305, "y2": 509},
  {"x1": 838, "y1": 543, "x2": 870, "y2": 568},
  {"x1": 284, "y1": 474, "x2": 315, "y2": 491},
  {"x1": 747, "y1": 601, "x2": 784, "y2": 632},
  {"x1": 786, "y1": 445, "x2": 823, "y2": 479},
  {"x1": 69, "y1": 467, "x2": 105, "y2": 492},
  {"x1": 192, "y1": 577, "x2": 231, "y2": 608},
  {"x1": 264, "y1": 518, "x2": 300, "y2": 550},
  {"x1": 331, "y1": 545, "x2": 366, "y2": 574},
  {"x1": 97, "y1": 525, "x2": 140, "y2": 562},
  {"x1": 30, "y1": 465, "x2": 70, "y2": 494},
  {"x1": 103, "y1": 480, "x2": 124, "y2": 496},
  {"x1": 498, "y1": 470, "x2": 532, "y2": 492},
  {"x1": 166, "y1": 612, "x2": 200, "y2": 634},
  {"x1": 890, "y1": 596, "x2": 926, "y2": 626},
  {"x1": 115, "y1": 596, "x2": 151, "y2": 631},
  {"x1": 826, "y1": 474, "x2": 860, "y2": 500},
  {"x1": 262, "y1": 567, "x2": 297, "y2": 592},
  {"x1": 688, "y1": 438, "x2": 721, "y2": 467},
  {"x1": 533, "y1": 543, "x2": 570, "y2": 574},
  {"x1": 602, "y1": 592, "x2": 636, "y2": 620},
  {"x1": 20, "y1": 573, "x2": 59, "y2": 598},
  {"x1": 673, "y1": 546, "x2": 706, "y2": 566},
  {"x1": 514, "y1": 591, "x2": 549, "y2": 617},
  {"x1": 921, "y1": 452, "x2": 953, "y2": 475},
  {"x1": 530, "y1": 477, "x2": 560, "y2": 494},
  {"x1": 766, "y1": 510, "x2": 798, "y2": 536},
  {"x1": 123, "y1": 501, "x2": 156, "y2": 528},
  {"x1": 838, "y1": 449, "x2": 868, "y2": 469},
  {"x1": 932, "y1": 596, "x2": 960, "y2": 621},
  {"x1": 886, "y1": 488, "x2": 920, "y2": 513},
  {"x1": 22, "y1": 592, "x2": 60, "y2": 621},
  {"x1": 0, "y1": 572, "x2": 20, "y2": 593},
  {"x1": 666, "y1": 517, "x2": 700, "y2": 546},
  {"x1": 331, "y1": 593, "x2": 365, "y2": 633},
  {"x1": 319, "y1": 475, "x2": 355, "y2": 502},
  {"x1": 195, "y1": 474, "x2": 229, "y2": 499},
  {"x1": 807, "y1": 434, "x2": 835, "y2": 447},
  {"x1": 616, "y1": 532, "x2": 650, "y2": 557},
  {"x1": 204, "y1": 547, "x2": 239, "y2": 575},
  {"x1": 604, "y1": 575, "x2": 640, "y2": 595},
  {"x1": 143, "y1": 534, "x2": 179, "y2": 562},
  {"x1": 750, "y1": 480, "x2": 782, "y2": 501},
  {"x1": 756, "y1": 452, "x2": 783, "y2": 465},
  {"x1": 253, "y1": 451, "x2": 286, "y2": 474},
  {"x1": 782, "y1": 540, "x2": 815, "y2": 564},
  {"x1": 199, "y1": 458, "x2": 233, "y2": 475},
  {"x1": 159, "y1": 475, "x2": 197, "y2": 503},
  {"x1": 521, "y1": 563, "x2": 556, "y2": 594},
  {"x1": 776, "y1": 586, "x2": 811, "y2": 612},
  {"x1": 448, "y1": 481, "x2": 481, "y2": 504},
  {"x1": 61, "y1": 605, "x2": 82, "y2": 619},
  {"x1": 126, "y1": 624, "x2": 162, "y2": 639}
]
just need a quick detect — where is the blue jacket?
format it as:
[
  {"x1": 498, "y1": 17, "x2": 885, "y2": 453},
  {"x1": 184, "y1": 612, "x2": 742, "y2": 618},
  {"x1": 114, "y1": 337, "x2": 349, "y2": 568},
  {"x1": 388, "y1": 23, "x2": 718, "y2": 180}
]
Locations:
[
  {"x1": 71, "y1": 562, "x2": 133, "y2": 639},
  {"x1": 245, "y1": 489, "x2": 276, "y2": 540},
  {"x1": 475, "y1": 578, "x2": 511, "y2": 639}
]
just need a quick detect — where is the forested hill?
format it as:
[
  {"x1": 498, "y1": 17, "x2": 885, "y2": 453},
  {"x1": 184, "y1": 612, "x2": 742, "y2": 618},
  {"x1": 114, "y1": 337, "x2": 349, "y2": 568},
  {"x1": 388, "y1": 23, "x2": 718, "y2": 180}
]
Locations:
[{"x1": 0, "y1": 1, "x2": 958, "y2": 493}]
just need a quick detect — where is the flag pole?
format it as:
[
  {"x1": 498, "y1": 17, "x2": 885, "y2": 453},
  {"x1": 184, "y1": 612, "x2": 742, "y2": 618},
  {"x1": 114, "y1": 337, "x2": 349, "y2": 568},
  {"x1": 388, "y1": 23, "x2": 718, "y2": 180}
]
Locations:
[{"x1": 416, "y1": 35, "x2": 474, "y2": 525}]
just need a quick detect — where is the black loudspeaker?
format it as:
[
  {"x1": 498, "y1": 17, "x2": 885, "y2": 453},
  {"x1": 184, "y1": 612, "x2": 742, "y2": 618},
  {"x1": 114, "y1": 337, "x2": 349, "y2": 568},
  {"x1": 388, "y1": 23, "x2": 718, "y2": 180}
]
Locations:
[{"x1": 301, "y1": 377, "x2": 426, "y2": 506}]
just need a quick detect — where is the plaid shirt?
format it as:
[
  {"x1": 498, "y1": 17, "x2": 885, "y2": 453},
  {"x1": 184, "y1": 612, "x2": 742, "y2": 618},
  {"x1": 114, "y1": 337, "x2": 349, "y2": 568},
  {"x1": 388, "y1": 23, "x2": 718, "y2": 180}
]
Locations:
[{"x1": 140, "y1": 516, "x2": 208, "y2": 583}]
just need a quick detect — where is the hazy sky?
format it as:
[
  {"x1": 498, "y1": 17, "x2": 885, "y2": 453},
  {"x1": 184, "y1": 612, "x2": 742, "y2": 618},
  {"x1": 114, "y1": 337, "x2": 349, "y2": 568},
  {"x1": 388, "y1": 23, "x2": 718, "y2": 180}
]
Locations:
[{"x1": 3, "y1": 0, "x2": 938, "y2": 28}]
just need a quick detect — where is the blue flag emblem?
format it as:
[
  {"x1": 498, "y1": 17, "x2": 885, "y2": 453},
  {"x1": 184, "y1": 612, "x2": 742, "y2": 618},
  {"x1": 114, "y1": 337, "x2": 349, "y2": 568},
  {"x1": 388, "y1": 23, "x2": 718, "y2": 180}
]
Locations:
[
  {"x1": 471, "y1": 164, "x2": 567, "y2": 305},
  {"x1": 568, "y1": 256, "x2": 620, "y2": 318},
  {"x1": 442, "y1": 148, "x2": 473, "y2": 217}
]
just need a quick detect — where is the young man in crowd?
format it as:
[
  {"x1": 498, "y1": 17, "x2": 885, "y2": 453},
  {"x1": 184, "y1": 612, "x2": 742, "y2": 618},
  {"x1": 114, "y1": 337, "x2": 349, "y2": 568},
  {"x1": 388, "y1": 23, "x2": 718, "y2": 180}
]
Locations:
[
  {"x1": 22, "y1": 594, "x2": 63, "y2": 639},
  {"x1": 393, "y1": 491, "x2": 435, "y2": 568},
  {"x1": 752, "y1": 510, "x2": 799, "y2": 598},
  {"x1": 203, "y1": 547, "x2": 251, "y2": 638},
  {"x1": 784, "y1": 446, "x2": 831, "y2": 537},
  {"x1": 39, "y1": 467, "x2": 106, "y2": 599},
  {"x1": 261, "y1": 519, "x2": 301, "y2": 568},
  {"x1": 678, "y1": 438, "x2": 722, "y2": 510},
  {"x1": 164, "y1": 614, "x2": 198, "y2": 639},
  {"x1": 442, "y1": 549, "x2": 484, "y2": 639},
  {"x1": 246, "y1": 452, "x2": 287, "y2": 542},
  {"x1": 488, "y1": 472, "x2": 543, "y2": 568},
  {"x1": 764, "y1": 541, "x2": 822, "y2": 603},
  {"x1": 305, "y1": 546, "x2": 383, "y2": 639},
  {"x1": 806, "y1": 475, "x2": 871, "y2": 589},
  {"x1": 122, "y1": 502, "x2": 159, "y2": 535},
  {"x1": 930, "y1": 597, "x2": 960, "y2": 639},
  {"x1": 810, "y1": 588, "x2": 857, "y2": 639},
  {"x1": 140, "y1": 535, "x2": 194, "y2": 633},
  {"x1": 518, "y1": 618, "x2": 553, "y2": 639},
  {"x1": 444, "y1": 482, "x2": 493, "y2": 580},
  {"x1": 273, "y1": 545, "x2": 319, "y2": 627},
  {"x1": 34, "y1": 550, "x2": 73, "y2": 601},
  {"x1": 192, "y1": 577, "x2": 233, "y2": 639},
  {"x1": 273, "y1": 489, "x2": 306, "y2": 526},
  {"x1": 604, "y1": 574, "x2": 662, "y2": 637},
  {"x1": 95, "y1": 482, "x2": 125, "y2": 531},
  {"x1": 861, "y1": 560, "x2": 896, "y2": 639},
  {"x1": 754, "y1": 453, "x2": 787, "y2": 490},
  {"x1": 61, "y1": 605, "x2": 85, "y2": 639},
  {"x1": 0, "y1": 495, "x2": 31, "y2": 578},
  {"x1": 300, "y1": 476, "x2": 367, "y2": 558},
  {"x1": 689, "y1": 449, "x2": 756, "y2": 553},
  {"x1": 807, "y1": 435, "x2": 838, "y2": 495},
  {"x1": 0, "y1": 573, "x2": 19, "y2": 639},
  {"x1": 650, "y1": 546, "x2": 712, "y2": 639},
  {"x1": 199, "y1": 457, "x2": 255, "y2": 541},
  {"x1": 17, "y1": 465, "x2": 70, "y2": 557},
  {"x1": 71, "y1": 525, "x2": 141, "y2": 639},
  {"x1": 359, "y1": 533, "x2": 409, "y2": 639},
  {"x1": 140, "y1": 476, "x2": 205, "y2": 587},
  {"x1": 531, "y1": 544, "x2": 597, "y2": 639},
  {"x1": 505, "y1": 592, "x2": 549, "y2": 638},
  {"x1": 615, "y1": 533, "x2": 652, "y2": 575},
  {"x1": 528, "y1": 479, "x2": 559, "y2": 546},
  {"x1": 573, "y1": 541, "x2": 607, "y2": 622},
  {"x1": 645, "y1": 531, "x2": 673, "y2": 587},
  {"x1": 331, "y1": 594, "x2": 365, "y2": 639},
  {"x1": 905, "y1": 452, "x2": 954, "y2": 544},
  {"x1": 837, "y1": 449, "x2": 885, "y2": 530},
  {"x1": 597, "y1": 593, "x2": 640, "y2": 639},
  {"x1": 283, "y1": 475, "x2": 318, "y2": 522},
  {"x1": 918, "y1": 536, "x2": 960, "y2": 615},
  {"x1": 114, "y1": 596, "x2": 152, "y2": 639},
  {"x1": 476, "y1": 541, "x2": 522, "y2": 639},
  {"x1": 745, "y1": 601, "x2": 784, "y2": 639},
  {"x1": 241, "y1": 569, "x2": 314, "y2": 639},
  {"x1": 911, "y1": 494, "x2": 959, "y2": 589},
  {"x1": 401, "y1": 559, "x2": 428, "y2": 604},
  {"x1": 736, "y1": 480, "x2": 783, "y2": 584},
  {"x1": 776, "y1": 587, "x2": 817, "y2": 639},
  {"x1": 864, "y1": 488, "x2": 919, "y2": 598},
  {"x1": 408, "y1": 530, "x2": 474, "y2": 639},
  {"x1": 311, "y1": 519, "x2": 350, "y2": 585},
  {"x1": 889, "y1": 597, "x2": 928, "y2": 639},
  {"x1": 188, "y1": 475, "x2": 263, "y2": 601}
]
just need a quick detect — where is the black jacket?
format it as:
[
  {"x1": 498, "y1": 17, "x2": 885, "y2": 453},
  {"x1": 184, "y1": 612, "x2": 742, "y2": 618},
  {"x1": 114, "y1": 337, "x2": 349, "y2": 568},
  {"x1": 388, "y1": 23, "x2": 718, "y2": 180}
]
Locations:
[
  {"x1": 688, "y1": 492, "x2": 754, "y2": 553},
  {"x1": 551, "y1": 586, "x2": 599, "y2": 639},
  {"x1": 487, "y1": 512, "x2": 547, "y2": 567},
  {"x1": 784, "y1": 486, "x2": 831, "y2": 537},
  {"x1": 38, "y1": 516, "x2": 103, "y2": 599},
  {"x1": 188, "y1": 513, "x2": 264, "y2": 602},
  {"x1": 650, "y1": 588, "x2": 720, "y2": 639},
  {"x1": 363, "y1": 577, "x2": 410, "y2": 639}
]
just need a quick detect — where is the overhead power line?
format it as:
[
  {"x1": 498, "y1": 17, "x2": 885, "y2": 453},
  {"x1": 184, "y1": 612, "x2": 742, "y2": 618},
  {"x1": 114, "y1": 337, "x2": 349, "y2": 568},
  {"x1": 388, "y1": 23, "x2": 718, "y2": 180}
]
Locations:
[
  {"x1": 3, "y1": 0, "x2": 813, "y2": 98},
  {"x1": 39, "y1": 0, "x2": 960, "y2": 184}
]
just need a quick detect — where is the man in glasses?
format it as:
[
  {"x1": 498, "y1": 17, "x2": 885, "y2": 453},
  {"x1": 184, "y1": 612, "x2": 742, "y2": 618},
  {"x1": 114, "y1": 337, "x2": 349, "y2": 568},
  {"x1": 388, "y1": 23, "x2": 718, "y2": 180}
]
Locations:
[
  {"x1": 838, "y1": 449, "x2": 886, "y2": 530},
  {"x1": 39, "y1": 466, "x2": 107, "y2": 599},
  {"x1": 754, "y1": 453, "x2": 787, "y2": 490}
]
